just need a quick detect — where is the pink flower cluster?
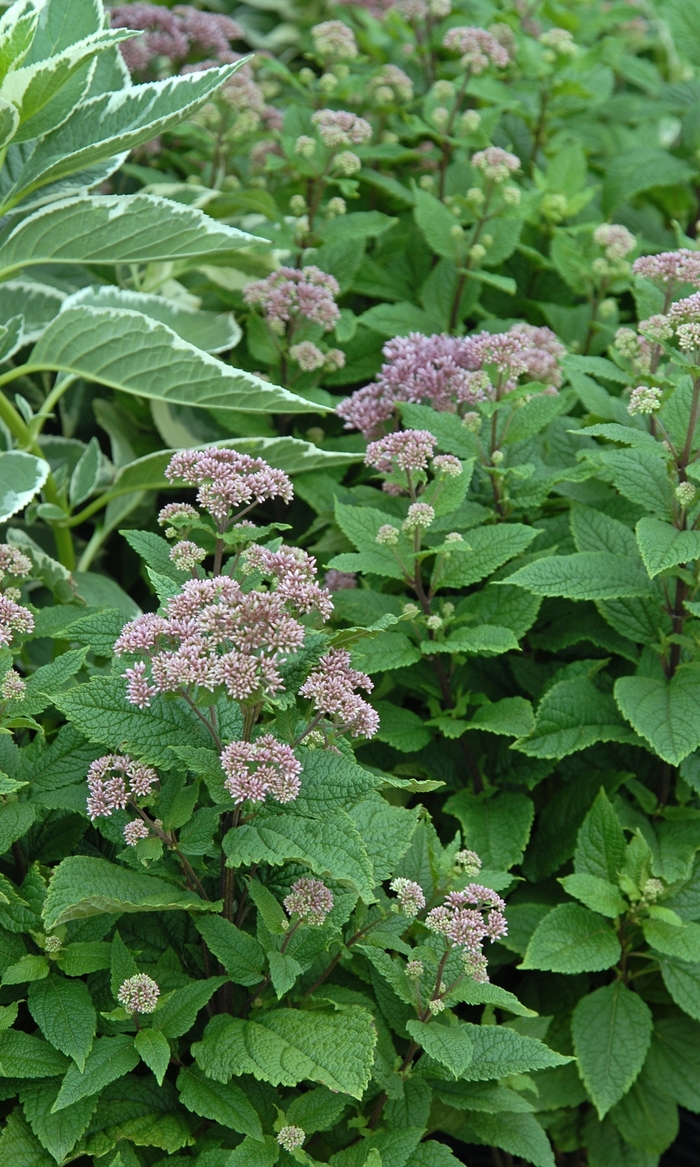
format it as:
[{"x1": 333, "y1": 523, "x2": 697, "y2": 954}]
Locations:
[
  {"x1": 111, "y1": 4, "x2": 242, "y2": 75},
  {"x1": 337, "y1": 333, "x2": 487, "y2": 437},
  {"x1": 86, "y1": 754, "x2": 158, "y2": 821},
  {"x1": 300, "y1": 649, "x2": 379, "y2": 738},
  {"x1": 338, "y1": 325, "x2": 564, "y2": 437},
  {"x1": 426, "y1": 885, "x2": 507, "y2": 982},
  {"x1": 365, "y1": 429, "x2": 437, "y2": 475},
  {"x1": 311, "y1": 21, "x2": 358, "y2": 60},
  {"x1": 632, "y1": 249, "x2": 700, "y2": 289},
  {"x1": 0, "y1": 545, "x2": 31, "y2": 583},
  {"x1": 310, "y1": 110, "x2": 372, "y2": 149},
  {"x1": 324, "y1": 570, "x2": 357, "y2": 591},
  {"x1": 165, "y1": 448, "x2": 293, "y2": 526},
  {"x1": 118, "y1": 973, "x2": 160, "y2": 1014},
  {"x1": 244, "y1": 546, "x2": 333, "y2": 619},
  {"x1": 244, "y1": 267, "x2": 341, "y2": 333},
  {"x1": 284, "y1": 877, "x2": 334, "y2": 925},
  {"x1": 443, "y1": 26, "x2": 510, "y2": 72},
  {"x1": 472, "y1": 147, "x2": 520, "y2": 182},
  {"x1": 219, "y1": 734, "x2": 302, "y2": 804},
  {"x1": 668, "y1": 293, "x2": 700, "y2": 323},
  {"x1": 593, "y1": 223, "x2": 636, "y2": 261},
  {"x1": 115, "y1": 570, "x2": 326, "y2": 708},
  {"x1": 0, "y1": 595, "x2": 34, "y2": 649},
  {"x1": 390, "y1": 877, "x2": 426, "y2": 915}
]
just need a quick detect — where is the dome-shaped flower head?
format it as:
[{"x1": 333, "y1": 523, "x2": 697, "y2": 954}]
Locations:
[
  {"x1": 220, "y1": 735, "x2": 302, "y2": 805},
  {"x1": 118, "y1": 972, "x2": 160, "y2": 1014},
  {"x1": 443, "y1": 26, "x2": 510, "y2": 72},
  {"x1": 311, "y1": 109, "x2": 372, "y2": 148},
  {"x1": 244, "y1": 267, "x2": 341, "y2": 333},
  {"x1": 471, "y1": 147, "x2": 520, "y2": 183},
  {"x1": 365, "y1": 429, "x2": 437, "y2": 475},
  {"x1": 284, "y1": 877, "x2": 334, "y2": 925},
  {"x1": 632, "y1": 249, "x2": 700, "y2": 290},
  {"x1": 165, "y1": 447, "x2": 293, "y2": 524}
]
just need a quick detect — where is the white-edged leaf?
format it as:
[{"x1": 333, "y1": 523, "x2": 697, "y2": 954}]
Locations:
[
  {"x1": 0, "y1": 279, "x2": 64, "y2": 340},
  {"x1": 64, "y1": 285, "x2": 241, "y2": 353},
  {"x1": 0, "y1": 451, "x2": 50, "y2": 521}
]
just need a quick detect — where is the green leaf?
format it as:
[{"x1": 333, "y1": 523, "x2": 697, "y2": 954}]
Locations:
[
  {"x1": 69, "y1": 436, "x2": 100, "y2": 507},
  {"x1": 56, "y1": 941, "x2": 111, "y2": 977},
  {"x1": 51, "y1": 1035, "x2": 139, "y2": 1112},
  {"x1": 193, "y1": 915, "x2": 265, "y2": 987},
  {"x1": 43, "y1": 855, "x2": 218, "y2": 929},
  {"x1": 429, "y1": 624, "x2": 519, "y2": 657},
  {"x1": 353, "y1": 630, "x2": 421, "y2": 673},
  {"x1": 349, "y1": 795, "x2": 420, "y2": 882},
  {"x1": 659, "y1": 955, "x2": 700, "y2": 1020},
  {"x1": 572, "y1": 983, "x2": 652, "y2": 1117},
  {"x1": 286, "y1": 1084, "x2": 349, "y2": 1132},
  {"x1": 609, "y1": 1063, "x2": 678, "y2": 1155},
  {"x1": 635, "y1": 516, "x2": 700, "y2": 577},
  {"x1": 444, "y1": 792, "x2": 534, "y2": 870},
  {"x1": 31, "y1": 306, "x2": 316, "y2": 416},
  {"x1": 436, "y1": 525, "x2": 541, "y2": 589},
  {"x1": 462, "y1": 1112, "x2": 555, "y2": 1167},
  {"x1": 70, "y1": 285, "x2": 241, "y2": 354},
  {"x1": 406, "y1": 1019, "x2": 472, "y2": 1076},
  {"x1": 27, "y1": 974, "x2": 96, "y2": 1070},
  {"x1": 13, "y1": 646, "x2": 89, "y2": 717},
  {"x1": 193, "y1": 1006, "x2": 377, "y2": 1099},
  {"x1": 373, "y1": 701, "x2": 431, "y2": 753},
  {"x1": 152, "y1": 977, "x2": 226, "y2": 1039},
  {"x1": 21, "y1": 1079, "x2": 97, "y2": 1164},
  {"x1": 0, "y1": 451, "x2": 50, "y2": 522},
  {"x1": 0, "y1": 803, "x2": 37, "y2": 857},
  {"x1": 0, "y1": 193, "x2": 260, "y2": 278},
  {"x1": 1, "y1": 953, "x2": 48, "y2": 984},
  {"x1": 574, "y1": 789, "x2": 626, "y2": 883},
  {"x1": 268, "y1": 951, "x2": 302, "y2": 997},
  {"x1": 514, "y1": 677, "x2": 639, "y2": 760},
  {"x1": 643, "y1": 917, "x2": 700, "y2": 961},
  {"x1": 646, "y1": 1015, "x2": 700, "y2": 1111},
  {"x1": 0, "y1": 1029, "x2": 69, "y2": 1077},
  {"x1": 614, "y1": 666, "x2": 700, "y2": 765},
  {"x1": 0, "y1": 1111, "x2": 54, "y2": 1167},
  {"x1": 177, "y1": 1065, "x2": 263, "y2": 1139},
  {"x1": 134, "y1": 1027, "x2": 171, "y2": 1086},
  {"x1": 245, "y1": 878, "x2": 288, "y2": 935},
  {"x1": 224, "y1": 809, "x2": 375, "y2": 903},
  {"x1": 413, "y1": 187, "x2": 461, "y2": 259},
  {"x1": 603, "y1": 148, "x2": 695, "y2": 214},
  {"x1": 463, "y1": 697, "x2": 535, "y2": 738},
  {"x1": 1, "y1": 64, "x2": 244, "y2": 212},
  {"x1": 597, "y1": 447, "x2": 674, "y2": 517},
  {"x1": 560, "y1": 874, "x2": 627, "y2": 918},
  {"x1": 460, "y1": 1023, "x2": 573, "y2": 1080},
  {"x1": 521, "y1": 904, "x2": 621, "y2": 973},
  {"x1": 506, "y1": 552, "x2": 652, "y2": 600},
  {"x1": 227, "y1": 1136, "x2": 280, "y2": 1167}
]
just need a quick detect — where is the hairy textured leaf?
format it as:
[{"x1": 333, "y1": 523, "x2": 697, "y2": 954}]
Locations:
[
  {"x1": 0, "y1": 1029, "x2": 69, "y2": 1077},
  {"x1": 152, "y1": 977, "x2": 226, "y2": 1039},
  {"x1": 574, "y1": 789, "x2": 627, "y2": 882},
  {"x1": 635, "y1": 516, "x2": 700, "y2": 577},
  {"x1": 27, "y1": 974, "x2": 95, "y2": 1069},
  {"x1": 21, "y1": 1079, "x2": 97, "y2": 1164},
  {"x1": 0, "y1": 1110, "x2": 54, "y2": 1167},
  {"x1": 462, "y1": 1112, "x2": 555, "y2": 1167},
  {"x1": 521, "y1": 904, "x2": 621, "y2": 972},
  {"x1": 193, "y1": 1006, "x2": 377, "y2": 1098},
  {"x1": 134, "y1": 1028, "x2": 171, "y2": 1086},
  {"x1": 436, "y1": 525, "x2": 540, "y2": 589},
  {"x1": 406, "y1": 1019, "x2": 472, "y2": 1076},
  {"x1": 444, "y1": 791, "x2": 533, "y2": 870},
  {"x1": 43, "y1": 855, "x2": 217, "y2": 928},
  {"x1": 507, "y1": 552, "x2": 651, "y2": 600},
  {"x1": 459, "y1": 1023, "x2": 572, "y2": 1081},
  {"x1": 614, "y1": 667, "x2": 700, "y2": 764},
  {"x1": 560, "y1": 874, "x2": 627, "y2": 918},
  {"x1": 193, "y1": 916, "x2": 265, "y2": 986},
  {"x1": 572, "y1": 983, "x2": 652, "y2": 1117},
  {"x1": 52, "y1": 1035, "x2": 139, "y2": 1111},
  {"x1": 177, "y1": 1065, "x2": 263, "y2": 1138},
  {"x1": 515, "y1": 676, "x2": 639, "y2": 759},
  {"x1": 659, "y1": 955, "x2": 700, "y2": 1020}
]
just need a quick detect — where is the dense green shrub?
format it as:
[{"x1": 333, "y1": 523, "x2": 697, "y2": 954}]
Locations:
[{"x1": 2, "y1": 1, "x2": 700, "y2": 1166}]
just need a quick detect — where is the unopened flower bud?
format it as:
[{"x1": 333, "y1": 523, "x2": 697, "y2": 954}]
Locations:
[
  {"x1": 502, "y1": 185, "x2": 521, "y2": 206},
  {"x1": 461, "y1": 109, "x2": 481, "y2": 133},
  {"x1": 469, "y1": 243, "x2": 487, "y2": 263},
  {"x1": 428, "y1": 998, "x2": 445, "y2": 1014},
  {"x1": 462, "y1": 411, "x2": 482, "y2": 432},
  {"x1": 419, "y1": 174, "x2": 436, "y2": 191},
  {"x1": 451, "y1": 224, "x2": 465, "y2": 240},
  {"x1": 643, "y1": 878, "x2": 664, "y2": 901},
  {"x1": 403, "y1": 503, "x2": 435, "y2": 532},
  {"x1": 326, "y1": 196, "x2": 346, "y2": 216},
  {"x1": 319, "y1": 72, "x2": 338, "y2": 93},
  {"x1": 278, "y1": 1126, "x2": 306, "y2": 1151},
  {"x1": 467, "y1": 187, "x2": 485, "y2": 206},
  {"x1": 118, "y1": 973, "x2": 160, "y2": 1014},
  {"x1": 427, "y1": 615, "x2": 442, "y2": 630},
  {"x1": 676, "y1": 482, "x2": 697, "y2": 507},
  {"x1": 376, "y1": 524, "x2": 400, "y2": 545},
  {"x1": 403, "y1": 602, "x2": 420, "y2": 617},
  {"x1": 406, "y1": 959, "x2": 424, "y2": 979},
  {"x1": 289, "y1": 194, "x2": 307, "y2": 215},
  {"x1": 44, "y1": 935, "x2": 62, "y2": 954},
  {"x1": 491, "y1": 449, "x2": 504, "y2": 465},
  {"x1": 299, "y1": 68, "x2": 315, "y2": 85}
]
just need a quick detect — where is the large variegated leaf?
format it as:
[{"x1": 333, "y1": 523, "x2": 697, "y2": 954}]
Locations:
[
  {"x1": 0, "y1": 62, "x2": 244, "y2": 213},
  {"x1": 0, "y1": 279, "x2": 64, "y2": 339},
  {"x1": 24, "y1": 0, "x2": 102, "y2": 60},
  {"x1": 0, "y1": 194, "x2": 263, "y2": 277},
  {"x1": 65, "y1": 286, "x2": 241, "y2": 353},
  {"x1": 0, "y1": 96, "x2": 18, "y2": 150},
  {"x1": 0, "y1": 450, "x2": 50, "y2": 521},
  {"x1": 0, "y1": 1, "x2": 39, "y2": 83},
  {"x1": 2, "y1": 30, "x2": 136, "y2": 144},
  {"x1": 31, "y1": 305, "x2": 319, "y2": 414}
]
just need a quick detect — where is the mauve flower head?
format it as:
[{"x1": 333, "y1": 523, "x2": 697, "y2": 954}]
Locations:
[
  {"x1": 455, "y1": 848, "x2": 482, "y2": 875},
  {"x1": 244, "y1": 545, "x2": 334, "y2": 619},
  {"x1": 0, "y1": 546, "x2": 31, "y2": 582},
  {"x1": 300, "y1": 648, "x2": 379, "y2": 738},
  {"x1": 632, "y1": 249, "x2": 700, "y2": 289},
  {"x1": 390, "y1": 877, "x2": 426, "y2": 915},
  {"x1": 111, "y1": 4, "x2": 189, "y2": 72},
  {"x1": 471, "y1": 146, "x2": 520, "y2": 183},
  {"x1": 337, "y1": 333, "x2": 486, "y2": 437},
  {"x1": 668, "y1": 293, "x2": 700, "y2": 323},
  {"x1": 0, "y1": 595, "x2": 34, "y2": 648},
  {"x1": 158, "y1": 502, "x2": 198, "y2": 529},
  {"x1": 443, "y1": 26, "x2": 510, "y2": 72},
  {"x1": 368, "y1": 65, "x2": 414, "y2": 103},
  {"x1": 403, "y1": 502, "x2": 435, "y2": 531},
  {"x1": 86, "y1": 754, "x2": 158, "y2": 820},
  {"x1": 425, "y1": 884, "x2": 507, "y2": 982},
  {"x1": 676, "y1": 322, "x2": 700, "y2": 351},
  {"x1": 244, "y1": 266, "x2": 341, "y2": 333},
  {"x1": 593, "y1": 223, "x2": 636, "y2": 262},
  {"x1": 220, "y1": 734, "x2": 302, "y2": 805},
  {"x1": 507, "y1": 322, "x2": 566, "y2": 387},
  {"x1": 278, "y1": 1127, "x2": 306, "y2": 1152},
  {"x1": 118, "y1": 973, "x2": 160, "y2": 1014},
  {"x1": 0, "y1": 669, "x2": 25, "y2": 701},
  {"x1": 311, "y1": 109, "x2": 372, "y2": 148},
  {"x1": 290, "y1": 341, "x2": 326, "y2": 372},
  {"x1": 173, "y1": 7, "x2": 243, "y2": 54},
  {"x1": 325, "y1": 569, "x2": 357, "y2": 591},
  {"x1": 165, "y1": 447, "x2": 293, "y2": 524},
  {"x1": 312, "y1": 20, "x2": 358, "y2": 60},
  {"x1": 124, "y1": 819, "x2": 150, "y2": 846},
  {"x1": 170, "y1": 540, "x2": 206, "y2": 571},
  {"x1": 432, "y1": 454, "x2": 462, "y2": 477},
  {"x1": 365, "y1": 429, "x2": 437, "y2": 475},
  {"x1": 284, "y1": 877, "x2": 334, "y2": 925}
]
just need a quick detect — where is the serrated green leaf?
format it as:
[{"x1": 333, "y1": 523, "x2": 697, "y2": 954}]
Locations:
[
  {"x1": 643, "y1": 917, "x2": 700, "y2": 960},
  {"x1": 635, "y1": 516, "x2": 700, "y2": 577},
  {"x1": 463, "y1": 697, "x2": 535, "y2": 738},
  {"x1": 224, "y1": 809, "x2": 375, "y2": 903},
  {"x1": 436, "y1": 525, "x2": 540, "y2": 589},
  {"x1": 21, "y1": 1079, "x2": 97, "y2": 1164},
  {"x1": 286, "y1": 1084, "x2": 349, "y2": 1132},
  {"x1": 193, "y1": 1006, "x2": 377, "y2": 1098},
  {"x1": 429, "y1": 624, "x2": 519, "y2": 656},
  {"x1": 373, "y1": 701, "x2": 431, "y2": 753},
  {"x1": 575, "y1": 789, "x2": 627, "y2": 883},
  {"x1": 152, "y1": 977, "x2": 226, "y2": 1039},
  {"x1": 459, "y1": 1023, "x2": 572, "y2": 1081},
  {"x1": 268, "y1": 950, "x2": 302, "y2": 997},
  {"x1": 177, "y1": 1064, "x2": 263, "y2": 1138},
  {"x1": 646, "y1": 1015, "x2": 700, "y2": 1111},
  {"x1": 572, "y1": 983, "x2": 652, "y2": 1117},
  {"x1": 444, "y1": 792, "x2": 533, "y2": 871},
  {"x1": 614, "y1": 666, "x2": 700, "y2": 765},
  {"x1": 349, "y1": 794, "x2": 419, "y2": 882},
  {"x1": 521, "y1": 904, "x2": 621, "y2": 972},
  {"x1": 0, "y1": 1110, "x2": 54, "y2": 1167},
  {"x1": 43, "y1": 855, "x2": 217, "y2": 929},
  {"x1": 659, "y1": 955, "x2": 700, "y2": 1020},
  {"x1": 193, "y1": 915, "x2": 265, "y2": 986},
  {"x1": 0, "y1": 1028, "x2": 69, "y2": 1078},
  {"x1": 52, "y1": 1034, "x2": 139, "y2": 1112},
  {"x1": 609, "y1": 1063, "x2": 678, "y2": 1155},
  {"x1": 462, "y1": 1112, "x2": 555, "y2": 1167},
  {"x1": 406, "y1": 1019, "x2": 473, "y2": 1076},
  {"x1": 507, "y1": 552, "x2": 652, "y2": 600},
  {"x1": 514, "y1": 676, "x2": 639, "y2": 759},
  {"x1": 27, "y1": 974, "x2": 96, "y2": 1069},
  {"x1": 560, "y1": 874, "x2": 627, "y2": 918},
  {"x1": 134, "y1": 1028, "x2": 170, "y2": 1086},
  {"x1": 1, "y1": 953, "x2": 48, "y2": 984}
]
